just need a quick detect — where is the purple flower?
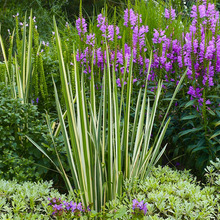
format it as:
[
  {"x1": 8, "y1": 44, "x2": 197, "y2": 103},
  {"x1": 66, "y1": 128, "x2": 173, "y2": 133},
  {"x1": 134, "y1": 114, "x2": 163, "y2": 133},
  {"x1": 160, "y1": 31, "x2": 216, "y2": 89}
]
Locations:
[
  {"x1": 107, "y1": 25, "x2": 121, "y2": 41},
  {"x1": 187, "y1": 86, "x2": 202, "y2": 99},
  {"x1": 76, "y1": 17, "x2": 87, "y2": 37},
  {"x1": 116, "y1": 78, "x2": 127, "y2": 87},
  {"x1": 70, "y1": 201, "x2": 77, "y2": 212},
  {"x1": 206, "y1": 99, "x2": 211, "y2": 105},
  {"x1": 152, "y1": 29, "x2": 166, "y2": 44},
  {"x1": 165, "y1": 6, "x2": 176, "y2": 20},
  {"x1": 199, "y1": 5, "x2": 206, "y2": 18},
  {"x1": 53, "y1": 204, "x2": 63, "y2": 211},
  {"x1": 13, "y1": 13, "x2": 19, "y2": 18},
  {"x1": 133, "y1": 25, "x2": 149, "y2": 49},
  {"x1": 87, "y1": 205, "x2": 91, "y2": 212},
  {"x1": 97, "y1": 14, "x2": 107, "y2": 33},
  {"x1": 132, "y1": 199, "x2": 147, "y2": 216},
  {"x1": 77, "y1": 202, "x2": 83, "y2": 211},
  {"x1": 86, "y1": 33, "x2": 95, "y2": 46},
  {"x1": 176, "y1": 162, "x2": 180, "y2": 166},
  {"x1": 124, "y1": 8, "x2": 142, "y2": 28},
  {"x1": 190, "y1": 5, "x2": 197, "y2": 18}
]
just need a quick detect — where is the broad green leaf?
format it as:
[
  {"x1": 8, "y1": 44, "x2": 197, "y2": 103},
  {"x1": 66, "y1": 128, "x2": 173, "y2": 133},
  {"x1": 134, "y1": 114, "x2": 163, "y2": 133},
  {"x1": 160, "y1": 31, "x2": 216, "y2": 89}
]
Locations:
[
  {"x1": 181, "y1": 115, "x2": 200, "y2": 120},
  {"x1": 215, "y1": 121, "x2": 220, "y2": 127},
  {"x1": 191, "y1": 146, "x2": 208, "y2": 154},
  {"x1": 210, "y1": 130, "x2": 220, "y2": 139},
  {"x1": 207, "y1": 109, "x2": 215, "y2": 116},
  {"x1": 114, "y1": 207, "x2": 127, "y2": 218},
  {"x1": 184, "y1": 99, "x2": 196, "y2": 108},
  {"x1": 179, "y1": 127, "x2": 203, "y2": 137}
]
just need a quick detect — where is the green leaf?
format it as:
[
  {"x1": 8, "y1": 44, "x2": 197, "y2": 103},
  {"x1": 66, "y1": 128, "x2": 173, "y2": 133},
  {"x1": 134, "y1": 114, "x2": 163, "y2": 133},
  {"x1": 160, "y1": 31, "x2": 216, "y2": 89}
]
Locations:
[
  {"x1": 179, "y1": 127, "x2": 203, "y2": 137},
  {"x1": 114, "y1": 207, "x2": 127, "y2": 218},
  {"x1": 181, "y1": 115, "x2": 200, "y2": 120},
  {"x1": 206, "y1": 95, "x2": 220, "y2": 99},
  {"x1": 191, "y1": 146, "x2": 207, "y2": 154},
  {"x1": 207, "y1": 109, "x2": 215, "y2": 116},
  {"x1": 184, "y1": 99, "x2": 196, "y2": 108},
  {"x1": 210, "y1": 130, "x2": 220, "y2": 139},
  {"x1": 215, "y1": 121, "x2": 220, "y2": 127}
]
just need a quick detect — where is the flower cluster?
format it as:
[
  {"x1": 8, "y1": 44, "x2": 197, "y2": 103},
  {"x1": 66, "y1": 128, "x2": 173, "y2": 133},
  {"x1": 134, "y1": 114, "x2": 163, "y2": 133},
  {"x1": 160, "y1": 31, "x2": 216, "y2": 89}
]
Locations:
[
  {"x1": 86, "y1": 33, "x2": 95, "y2": 47},
  {"x1": 132, "y1": 199, "x2": 147, "y2": 218},
  {"x1": 76, "y1": 10, "x2": 149, "y2": 78},
  {"x1": 151, "y1": 1, "x2": 219, "y2": 107},
  {"x1": 97, "y1": 13, "x2": 121, "y2": 41},
  {"x1": 124, "y1": 8, "x2": 142, "y2": 28},
  {"x1": 73, "y1": 1, "x2": 219, "y2": 109},
  {"x1": 165, "y1": 6, "x2": 176, "y2": 20},
  {"x1": 76, "y1": 17, "x2": 87, "y2": 37},
  {"x1": 48, "y1": 197, "x2": 90, "y2": 218}
]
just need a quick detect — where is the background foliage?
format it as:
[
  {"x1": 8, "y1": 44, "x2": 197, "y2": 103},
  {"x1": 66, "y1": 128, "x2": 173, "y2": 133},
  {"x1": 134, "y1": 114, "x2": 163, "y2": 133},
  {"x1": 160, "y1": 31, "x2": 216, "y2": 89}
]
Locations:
[{"x1": 0, "y1": 83, "x2": 67, "y2": 185}]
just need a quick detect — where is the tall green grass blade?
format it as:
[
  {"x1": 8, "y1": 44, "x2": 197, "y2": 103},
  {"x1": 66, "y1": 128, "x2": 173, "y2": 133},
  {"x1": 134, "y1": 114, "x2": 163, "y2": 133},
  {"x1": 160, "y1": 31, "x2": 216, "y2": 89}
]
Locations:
[
  {"x1": 106, "y1": 45, "x2": 113, "y2": 200},
  {"x1": 25, "y1": 10, "x2": 33, "y2": 103},
  {"x1": 15, "y1": 55, "x2": 24, "y2": 102},
  {"x1": 123, "y1": 53, "x2": 133, "y2": 179},
  {"x1": 21, "y1": 13, "x2": 27, "y2": 93},
  {"x1": 0, "y1": 35, "x2": 10, "y2": 81}
]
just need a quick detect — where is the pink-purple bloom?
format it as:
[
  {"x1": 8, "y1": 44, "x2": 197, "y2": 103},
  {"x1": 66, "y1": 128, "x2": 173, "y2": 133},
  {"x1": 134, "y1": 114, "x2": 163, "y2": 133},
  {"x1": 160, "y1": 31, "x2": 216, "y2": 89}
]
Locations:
[
  {"x1": 132, "y1": 199, "x2": 147, "y2": 217},
  {"x1": 75, "y1": 2, "x2": 219, "y2": 112},
  {"x1": 124, "y1": 8, "x2": 142, "y2": 28},
  {"x1": 165, "y1": 6, "x2": 176, "y2": 20},
  {"x1": 86, "y1": 33, "x2": 95, "y2": 46},
  {"x1": 97, "y1": 13, "x2": 107, "y2": 34},
  {"x1": 48, "y1": 198, "x2": 89, "y2": 217},
  {"x1": 76, "y1": 17, "x2": 87, "y2": 37}
]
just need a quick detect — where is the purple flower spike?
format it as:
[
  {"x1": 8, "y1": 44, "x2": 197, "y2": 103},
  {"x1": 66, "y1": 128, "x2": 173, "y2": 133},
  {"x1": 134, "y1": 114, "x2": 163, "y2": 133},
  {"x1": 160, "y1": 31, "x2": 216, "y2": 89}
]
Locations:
[
  {"x1": 124, "y1": 8, "x2": 142, "y2": 28},
  {"x1": 97, "y1": 14, "x2": 107, "y2": 34},
  {"x1": 86, "y1": 33, "x2": 95, "y2": 46},
  {"x1": 76, "y1": 17, "x2": 87, "y2": 37},
  {"x1": 165, "y1": 6, "x2": 176, "y2": 20}
]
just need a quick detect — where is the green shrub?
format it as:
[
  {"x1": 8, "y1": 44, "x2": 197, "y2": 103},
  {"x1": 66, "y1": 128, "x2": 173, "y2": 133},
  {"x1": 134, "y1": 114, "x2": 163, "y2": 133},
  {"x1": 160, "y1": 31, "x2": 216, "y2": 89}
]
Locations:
[
  {"x1": 0, "y1": 83, "x2": 66, "y2": 183},
  {"x1": 0, "y1": 179, "x2": 75, "y2": 220},
  {"x1": 205, "y1": 158, "x2": 220, "y2": 189},
  {"x1": 104, "y1": 166, "x2": 220, "y2": 219},
  {"x1": 0, "y1": 166, "x2": 219, "y2": 219}
]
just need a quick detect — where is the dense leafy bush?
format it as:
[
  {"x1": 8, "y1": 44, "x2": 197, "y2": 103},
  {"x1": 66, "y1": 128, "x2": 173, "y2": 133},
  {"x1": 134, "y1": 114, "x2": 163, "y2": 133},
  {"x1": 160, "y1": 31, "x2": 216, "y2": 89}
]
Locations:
[
  {"x1": 0, "y1": 166, "x2": 219, "y2": 219},
  {"x1": 105, "y1": 165, "x2": 220, "y2": 219},
  {"x1": 0, "y1": 0, "x2": 219, "y2": 195},
  {"x1": 205, "y1": 157, "x2": 220, "y2": 188},
  {"x1": 0, "y1": 179, "x2": 69, "y2": 219},
  {"x1": 0, "y1": 83, "x2": 66, "y2": 183}
]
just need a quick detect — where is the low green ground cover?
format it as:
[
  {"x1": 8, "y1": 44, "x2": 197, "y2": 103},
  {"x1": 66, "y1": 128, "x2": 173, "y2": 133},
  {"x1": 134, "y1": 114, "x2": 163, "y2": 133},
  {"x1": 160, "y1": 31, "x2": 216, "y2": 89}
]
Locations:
[{"x1": 0, "y1": 164, "x2": 219, "y2": 219}]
